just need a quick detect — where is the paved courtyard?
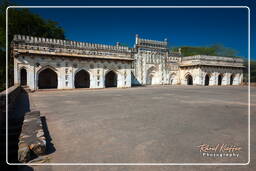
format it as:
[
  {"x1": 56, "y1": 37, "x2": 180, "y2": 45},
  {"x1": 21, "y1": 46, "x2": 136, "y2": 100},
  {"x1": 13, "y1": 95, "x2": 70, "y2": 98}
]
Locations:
[{"x1": 28, "y1": 85, "x2": 251, "y2": 165}]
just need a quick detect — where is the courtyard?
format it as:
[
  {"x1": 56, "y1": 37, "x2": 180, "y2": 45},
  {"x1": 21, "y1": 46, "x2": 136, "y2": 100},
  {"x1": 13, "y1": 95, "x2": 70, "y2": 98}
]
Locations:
[{"x1": 28, "y1": 85, "x2": 250, "y2": 164}]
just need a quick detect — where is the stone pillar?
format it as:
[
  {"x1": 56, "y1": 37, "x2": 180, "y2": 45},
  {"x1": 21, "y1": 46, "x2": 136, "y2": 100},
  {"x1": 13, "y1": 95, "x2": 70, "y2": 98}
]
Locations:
[
  {"x1": 142, "y1": 57, "x2": 147, "y2": 85},
  {"x1": 14, "y1": 58, "x2": 18, "y2": 85},
  {"x1": 57, "y1": 67, "x2": 63, "y2": 89},
  {"x1": 117, "y1": 70, "x2": 122, "y2": 88},
  {"x1": 240, "y1": 73, "x2": 243, "y2": 85},
  {"x1": 89, "y1": 69, "x2": 96, "y2": 88},
  {"x1": 28, "y1": 65, "x2": 36, "y2": 91},
  {"x1": 194, "y1": 68, "x2": 202, "y2": 85},
  {"x1": 71, "y1": 67, "x2": 75, "y2": 89},
  {"x1": 97, "y1": 68, "x2": 104, "y2": 88},
  {"x1": 126, "y1": 69, "x2": 132, "y2": 87},
  {"x1": 222, "y1": 73, "x2": 229, "y2": 85},
  {"x1": 209, "y1": 73, "x2": 215, "y2": 86}
]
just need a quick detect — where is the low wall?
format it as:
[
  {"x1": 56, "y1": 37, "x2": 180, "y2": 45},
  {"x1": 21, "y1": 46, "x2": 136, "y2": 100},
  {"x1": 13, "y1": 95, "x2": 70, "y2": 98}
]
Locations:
[
  {"x1": 0, "y1": 85, "x2": 22, "y2": 165},
  {"x1": 0, "y1": 85, "x2": 21, "y2": 128},
  {"x1": 18, "y1": 111, "x2": 46, "y2": 163}
]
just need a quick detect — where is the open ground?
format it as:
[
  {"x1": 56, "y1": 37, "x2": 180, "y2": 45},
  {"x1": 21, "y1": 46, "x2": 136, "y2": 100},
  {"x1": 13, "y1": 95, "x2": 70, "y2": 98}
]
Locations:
[{"x1": 17, "y1": 85, "x2": 256, "y2": 171}]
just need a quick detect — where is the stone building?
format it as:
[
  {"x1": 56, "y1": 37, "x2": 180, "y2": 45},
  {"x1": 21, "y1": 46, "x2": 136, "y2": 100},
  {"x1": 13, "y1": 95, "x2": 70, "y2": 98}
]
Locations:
[{"x1": 11, "y1": 34, "x2": 244, "y2": 91}]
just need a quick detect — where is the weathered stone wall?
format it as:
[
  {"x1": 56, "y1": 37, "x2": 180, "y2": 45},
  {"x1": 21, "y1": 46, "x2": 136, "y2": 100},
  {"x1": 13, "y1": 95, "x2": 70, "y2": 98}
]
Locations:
[
  {"x1": 18, "y1": 111, "x2": 46, "y2": 163},
  {"x1": 179, "y1": 66, "x2": 243, "y2": 86},
  {"x1": 133, "y1": 35, "x2": 169, "y2": 86},
  {"x1": 0, "y1": 85, "x2": 22, "y2": 164},
  {"x1": 12, "y1": 35, "x2": 245, "y2": 88},
  {"x1": 0, "y1": 85, "x2": 21, "y2": 124},
  {"x1": 14, "y1": 55, "x2": 132, "y2": 90}
]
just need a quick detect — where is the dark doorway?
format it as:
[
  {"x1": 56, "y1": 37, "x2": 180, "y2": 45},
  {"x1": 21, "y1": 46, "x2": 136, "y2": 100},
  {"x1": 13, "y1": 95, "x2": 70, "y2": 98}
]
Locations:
[
  {"x1": 230, "y1": 75, "x2": 234, "y2": 85},
  {"x1": 186, "y1": 75, "x2": 193, "y2": 85},
  {"x1": 205, "y1": 74, "x2": 210, "y2": 86},
  {"x1": 20, "y1": 68, "x2": 27, "y2": 86},
  {"x1": 105, "y1": 71, "x2": 117, "y2": 87},
  {"x1": 218, "y1": 75, "x2": 222, "y2": 85},
  {"x1": 38, "y1": 68, "x2": 58, "y2": 89},
  {"x1": 75, "y1": 70, "x2": 90, "y2": 88}
]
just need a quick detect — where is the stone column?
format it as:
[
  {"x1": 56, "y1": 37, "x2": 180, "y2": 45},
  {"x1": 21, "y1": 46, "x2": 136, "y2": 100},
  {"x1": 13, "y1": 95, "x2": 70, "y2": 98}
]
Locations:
[
  {"x1": 14, "y1": 58, "x2": 18, "y2": 85},
  {"x1": 240, "y1": 73, "x2": 243, "y2": 85},
  {"x1": 142, "y1": 56, "x2": 147, "y2": 85},
  {"x1": 126, "y1": 68, "x2": 132, "y2": 87},
  {"x1": 194, "y1": 67, "x2": 202, "y2": 85},
  {"x1": 117, "y1": 70, "x2": 122, "y2": 88},
  {"x1": 28, "y1": 65, "x2": 36, "y2": 91},
  {"x1": 89, "y1": 69, "x2": 96, "y2": 88}
]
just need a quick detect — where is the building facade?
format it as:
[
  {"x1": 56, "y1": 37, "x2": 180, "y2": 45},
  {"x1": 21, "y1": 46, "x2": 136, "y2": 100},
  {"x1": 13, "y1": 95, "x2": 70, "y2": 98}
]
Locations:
[{"x1": 12, "y1": 34, "x2": 244, "y2": 91}]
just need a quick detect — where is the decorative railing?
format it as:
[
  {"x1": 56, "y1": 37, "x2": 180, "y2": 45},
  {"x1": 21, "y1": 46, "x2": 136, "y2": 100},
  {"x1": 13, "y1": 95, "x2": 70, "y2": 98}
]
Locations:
[
  {"x1": 182, "y1": 55, "x2": 244, "y2": 63},
  {"x1": 180, "y1": 55, "x2": 244, "y2": 67},
  {"x1": 136, "y1": 35, "x2": 168, "y2": 50},
  {"x1": 12, "y1": 35, "x2": 131, "y2": 53}
]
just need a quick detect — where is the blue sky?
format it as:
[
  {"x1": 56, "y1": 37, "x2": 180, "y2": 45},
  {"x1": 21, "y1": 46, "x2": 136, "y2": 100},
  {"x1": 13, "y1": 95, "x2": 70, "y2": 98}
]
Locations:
[{"x1": 11, "y1": 0, "x2": 254, "y2": 59}]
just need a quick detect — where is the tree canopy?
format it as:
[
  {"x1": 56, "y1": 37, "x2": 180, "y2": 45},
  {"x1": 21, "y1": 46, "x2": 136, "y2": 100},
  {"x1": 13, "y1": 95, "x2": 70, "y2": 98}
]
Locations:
[
  {"x1": 171, "y1": 44, "x2": 238, "y2": 57},
  {"x1": 0, "y1": 0, "x2": 66, "y2": 91},
  {"x1": 243, "y1": 60, "x2": 256, "y2": 83}
]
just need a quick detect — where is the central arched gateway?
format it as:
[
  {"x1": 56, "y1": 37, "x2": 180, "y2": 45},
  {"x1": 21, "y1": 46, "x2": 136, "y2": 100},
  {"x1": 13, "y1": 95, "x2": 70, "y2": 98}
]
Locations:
[
  {"x1": 147, "y1": 74, "x2": 154, "y2": 85},
  {"x1": 38, "y1": 68, "x2": 58, "y2": 89},
  {"x1": 218, "y1": 74, "x2": 223, "y2": 85},
  {"x1": 20, "y1": 68, "x2": 27, "y2": 86},
  {"x1": 105, "y1": 70, "x2": 117, "y2": 87},
  {"x1": 75, "y1": 70, "x2": 90, "y2": 88},
  {"x1": 186, "y1": 74, "x2": 193, "y2": 85},
  {"x1": 169, "y1": 74, "x2": 176, "y2": 85},
  {"x1": 146, "y1": 66, "x2": 157, "y2": 85},
  {"x1": 205, "y1": 74, "x2": 210, "y2": 86}
]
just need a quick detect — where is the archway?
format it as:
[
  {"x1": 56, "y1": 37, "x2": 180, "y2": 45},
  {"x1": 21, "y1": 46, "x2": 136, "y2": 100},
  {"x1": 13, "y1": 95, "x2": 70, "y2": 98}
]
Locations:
[
  {"x1": 20, "y1": 68, "x2": 27, "y2": 86},
  {"x1": 186, "y1": 74, "x2": 193, "y2": 85},
  {"x1": 148, "y1": 74, "x2": 153, "y2": 85},
  {"x1": 230, "y1": 74, "x2": 234, "y2": 85},
  {"x1": 169, "y1": 74, "x2": 176, "y2": 85},
  {"x1": 218, "y1": 74, "x2": 223, "y2": 85},
  {"x1": 105, "y1": 70, "x2": 117, "y2": 87},
  {"x1": 75, "y1": 70, "x2": 90, "y2": 88},
  {"x1": 146, "y1": 66, "x2": 157, "y2": 85},
  {"x1": 38, "y1": 68, "x2": 58, "y2": 89},
  {"x1": 205, "y1": 74, "x2": 210, "y2": 86}
]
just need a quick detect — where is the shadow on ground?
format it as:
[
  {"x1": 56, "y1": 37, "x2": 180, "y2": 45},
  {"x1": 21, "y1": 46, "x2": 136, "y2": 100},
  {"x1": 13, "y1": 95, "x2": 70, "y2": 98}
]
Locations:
[
  {"x1": 4, "y1": 88, "x2": 55, "y2": 170},
  {"x1": 41, "y1": 116, "x2": 56, "y2": 155}
]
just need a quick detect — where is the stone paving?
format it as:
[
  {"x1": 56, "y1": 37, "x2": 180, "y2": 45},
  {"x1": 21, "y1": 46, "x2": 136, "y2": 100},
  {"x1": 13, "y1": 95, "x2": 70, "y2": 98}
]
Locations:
[{"x1": 19, "y1": 85, "x2": 255, "y2": 171}]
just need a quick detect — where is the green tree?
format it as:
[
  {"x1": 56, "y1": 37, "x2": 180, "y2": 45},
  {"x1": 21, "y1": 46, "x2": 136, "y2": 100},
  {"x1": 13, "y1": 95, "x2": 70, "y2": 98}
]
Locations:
[
  {"x1": 0, "y1": 0, "x2": 65, "y2": 91},
  {"x1": 172, "y1": 46, "x2": 216, "y2": 56},
  {"x1": 243, "y1": 60, "x2": 256, "y2": 83},
  {"x1": 211, "y1": 44, "x2": 238, "y2": 57},
  {"x1": 172, "y1": 44, "x2": 238, "y2": 57}
]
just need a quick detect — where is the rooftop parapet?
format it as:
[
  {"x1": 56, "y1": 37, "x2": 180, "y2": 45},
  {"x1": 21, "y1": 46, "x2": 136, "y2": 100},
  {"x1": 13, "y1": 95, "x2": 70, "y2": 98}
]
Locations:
[
  {"x1": 182, "y1": 55, "x2": 244, "y2": 62},
  {"x1": 180, "y1": 55, "x2": 244, "y2": 68},
  {"x1": 135, "y1": 34, "x2": 168, "y2": 50},
  {"x1": 12, "y1": 34, "x2": 131, "y2": 53}
]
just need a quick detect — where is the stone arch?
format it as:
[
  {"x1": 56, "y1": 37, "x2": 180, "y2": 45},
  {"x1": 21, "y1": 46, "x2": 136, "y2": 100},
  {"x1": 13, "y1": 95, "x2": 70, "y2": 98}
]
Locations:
[
  {"x1": 185, "y1": 73, "x2": 193, "y2": 85},
  {"x1": 230, "y1": 74, "x2": 235, "y2": 85},
  {"x1": 20, "y1": 67, "x2": 27, "y2": 86},
  {"x1": 204, "y1": 74, "x2": 210, "y2": 86},
  {"x1": 74, "y1": 69, "x2": 90, "y2": 88},
  {"x1": 37, "y1": 66, "x2": 58, "y2": 89},
  {"x1": 218, "y1": 74, "x2": 223, "y2": 85},
  {"x1": 169, "y1": 73, "x2": 176, "y2": 85},
  {"x1": 105, "y1": 70, "x2": 117, "y2": 88},
  {"x1": 146, "y1": 66, "x2": 157, "y2": 85},
  {"x1": 131, "y1": 71, "x2": 140, "y2": 86}
]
